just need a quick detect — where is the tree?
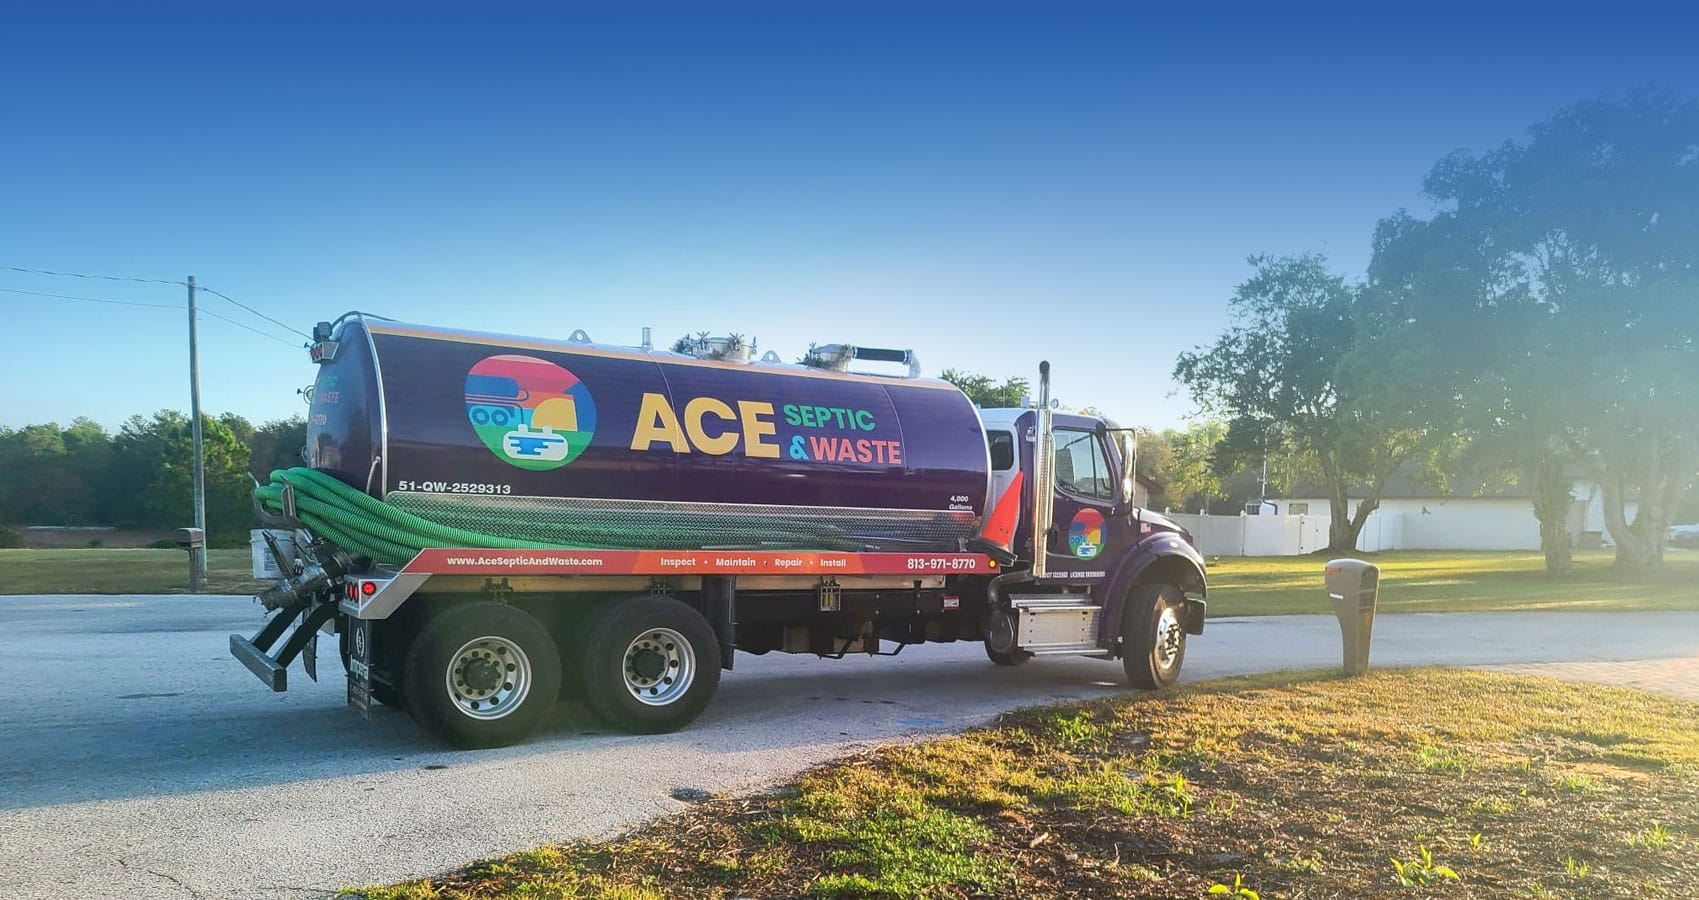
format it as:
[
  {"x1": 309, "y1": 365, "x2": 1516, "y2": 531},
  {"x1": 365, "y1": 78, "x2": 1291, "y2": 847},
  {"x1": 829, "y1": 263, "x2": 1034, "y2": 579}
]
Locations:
[
  {"x1": 1136, "y1": 422, "x2": 1227, "y2": 512},
  {"x1": 0, "y1": 410, "x2": 276, "y2": 537},
  {"x1": 1175, "y1": 254, "x2": 1438, "y2": 552},
  {"x1": 217, "y1": 412, "x2": 255, "y2": 449},
  {"x1": 107, "y1": 411, "x2": 189, "y2": 528},
  {"x1": 248, "y1": 417, "x2": 308, "y2": 479},
  {"x1": 1372, "y1": 89, "x2": 1699, "y2": 571},
  {"x1": 144, "y1": 415, "x2": 254, "y2": 540},
  {"x1": 939, "y1": 369, "x2": 1029, "y2": 409}
]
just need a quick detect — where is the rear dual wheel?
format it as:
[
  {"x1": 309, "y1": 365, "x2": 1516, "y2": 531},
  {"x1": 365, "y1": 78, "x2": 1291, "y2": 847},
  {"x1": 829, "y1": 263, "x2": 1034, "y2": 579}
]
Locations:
[
  {"x1": 403, "y1": 602, "x2": 562, "y2": 749},
  {"x1": 579, "y1": 595, "x2": 721, "y2": 734}
]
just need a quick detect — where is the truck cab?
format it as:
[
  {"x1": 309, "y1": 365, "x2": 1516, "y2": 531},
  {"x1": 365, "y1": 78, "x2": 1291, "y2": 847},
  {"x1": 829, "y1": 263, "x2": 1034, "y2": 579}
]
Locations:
[{"x1": 976, "y1": 404, "x2": 1207, "y2": 687}]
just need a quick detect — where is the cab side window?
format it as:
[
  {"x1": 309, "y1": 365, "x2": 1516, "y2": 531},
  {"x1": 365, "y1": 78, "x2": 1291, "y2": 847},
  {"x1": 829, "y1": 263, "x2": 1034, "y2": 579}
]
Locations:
[
  {"x1": 989, "y1": 431, "x2": 1016, "y2": 470},
  {"x1": 1054, "y1": 429, "x2": 1114, "y2": 500}
]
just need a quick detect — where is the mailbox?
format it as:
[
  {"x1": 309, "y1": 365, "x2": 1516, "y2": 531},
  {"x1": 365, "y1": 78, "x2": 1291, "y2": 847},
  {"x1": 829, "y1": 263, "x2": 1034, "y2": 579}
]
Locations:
[
  {"x1": 1325, "y1": 558, "x2": 1379, "y2": 676},
  {"x1": 175, "y1": 527, "x2": 205, "y2": 551}
]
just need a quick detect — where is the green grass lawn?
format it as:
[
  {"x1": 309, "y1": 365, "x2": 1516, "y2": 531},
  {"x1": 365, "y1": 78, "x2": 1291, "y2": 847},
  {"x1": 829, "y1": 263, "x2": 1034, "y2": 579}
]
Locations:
[
  {"x1": 1205, "y1": 549, "x2": 1699, "y2": 616},
  {"x1": 348, "y1": 669, "x2": 1699, "y2": 899},
  {"x1": 0, "y1": 548, "x2": 265, "y2": 595}
]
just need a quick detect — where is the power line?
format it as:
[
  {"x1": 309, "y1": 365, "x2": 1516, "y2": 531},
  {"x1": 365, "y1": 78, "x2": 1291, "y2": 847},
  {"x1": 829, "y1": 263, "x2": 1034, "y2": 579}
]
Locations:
[
  {"x1": 200, "y1": 307, "x2": 304, "y2": 348},
  {"x1": 197, "y1": 285, "x2": 312, "y2": 339},
  {"x1": 0, "y1": 285, "x2": 181, "y2": 309},
  {"x1": 3, "y1": 263, "x2": 310, "y2": 340},
  {"x1": 2, "y1": 264, "x2": 186, "y2": 286},
  {"x1": 2, "y1": 284, "x2": 303, "y2": 348}
]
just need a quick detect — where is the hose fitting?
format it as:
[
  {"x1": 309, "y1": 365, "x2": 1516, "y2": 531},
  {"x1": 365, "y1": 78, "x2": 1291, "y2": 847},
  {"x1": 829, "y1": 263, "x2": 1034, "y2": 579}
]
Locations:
[{"x1": 258, "y1": 546, "x2": 355, "y2": 611}]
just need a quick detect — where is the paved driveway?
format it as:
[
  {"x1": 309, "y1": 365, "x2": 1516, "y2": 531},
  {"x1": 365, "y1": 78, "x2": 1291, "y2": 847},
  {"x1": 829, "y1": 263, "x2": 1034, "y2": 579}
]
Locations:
[{"x1": 2, "y1": 595, "x2": 1695, "y2": 900}]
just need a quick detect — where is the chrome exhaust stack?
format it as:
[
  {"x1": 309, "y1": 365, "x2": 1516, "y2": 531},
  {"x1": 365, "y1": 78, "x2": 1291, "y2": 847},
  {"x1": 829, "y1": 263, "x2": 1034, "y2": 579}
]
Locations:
[{"x1": 1031, "y1": 361, "x2": 1055, "y2": 579}]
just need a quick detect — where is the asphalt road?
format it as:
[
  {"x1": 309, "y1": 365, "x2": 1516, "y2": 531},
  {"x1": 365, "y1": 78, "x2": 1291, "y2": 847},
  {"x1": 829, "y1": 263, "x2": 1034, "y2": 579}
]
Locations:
[{"x1": 3, "y1": 595, "x2": 1696, "y2": 900}]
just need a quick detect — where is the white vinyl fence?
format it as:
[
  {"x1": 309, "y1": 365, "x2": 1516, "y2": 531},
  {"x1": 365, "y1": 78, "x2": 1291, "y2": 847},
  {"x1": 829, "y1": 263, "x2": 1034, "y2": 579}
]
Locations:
[{"x1": 1166, "y1": 512, "x2": 1403, "y2": 557}]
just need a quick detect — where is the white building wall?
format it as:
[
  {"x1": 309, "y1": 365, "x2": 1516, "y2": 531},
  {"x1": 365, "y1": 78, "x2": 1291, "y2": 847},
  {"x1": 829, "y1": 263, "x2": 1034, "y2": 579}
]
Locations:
[
  {"x1": 1173, "y1": 480, "x2": 1649, "y2": 556},
  {"x1": 1168, "y1": 511, "x2": 1397, "y2": 556},
  {"x1": 1576, "y1": 483, "x2": 1638, "y2": 540},
  {"x1": 1286, "y1": 497, "x2": 1540, "y2": 551}
]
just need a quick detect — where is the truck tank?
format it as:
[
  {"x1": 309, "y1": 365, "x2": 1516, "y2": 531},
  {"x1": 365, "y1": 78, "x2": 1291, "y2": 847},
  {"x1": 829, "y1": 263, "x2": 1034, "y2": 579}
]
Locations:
[{"x1": 305, "y1": 315, "x2": 991, "y2": 553}]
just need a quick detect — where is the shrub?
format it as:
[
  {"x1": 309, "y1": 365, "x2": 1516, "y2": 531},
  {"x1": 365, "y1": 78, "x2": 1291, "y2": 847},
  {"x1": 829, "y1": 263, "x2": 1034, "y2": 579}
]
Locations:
[{"x1": 0, "y1": 526, "x2": 22, "y2": 548}]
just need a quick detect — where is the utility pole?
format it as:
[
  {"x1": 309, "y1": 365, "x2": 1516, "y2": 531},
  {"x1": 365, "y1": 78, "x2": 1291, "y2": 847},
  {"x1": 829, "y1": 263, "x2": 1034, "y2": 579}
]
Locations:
[{"x1": 187, "y1": 275, "x2": 207, "y2": 592}]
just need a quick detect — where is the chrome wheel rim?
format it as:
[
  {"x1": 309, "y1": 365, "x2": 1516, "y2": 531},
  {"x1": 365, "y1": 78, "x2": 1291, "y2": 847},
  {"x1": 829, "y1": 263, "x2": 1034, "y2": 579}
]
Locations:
[
  {"x1": 1155, "y1": 605, "x2": 1184, "y2": 668},
  {"x1": 445, "y1": 636, "x2": 531, "y2": 720},
  {"x1": 623, "y1": 627, "x2": 695, "y2": 706}
]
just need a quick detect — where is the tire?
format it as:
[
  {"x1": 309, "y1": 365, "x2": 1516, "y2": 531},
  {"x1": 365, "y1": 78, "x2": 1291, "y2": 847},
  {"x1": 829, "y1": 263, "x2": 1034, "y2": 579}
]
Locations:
[
  {"x1": 403, "y1": 602, "x2": 562, "y2": 749},
  {"x1": 983, "y1": 609, "x2": 1031, "y2": 667},
  {"x1": 1122, "y1": 582, "x2": 1186, "y2": 690},
  {"x1": 580, "y1": 595, "x2": 721, "y2": 734}
]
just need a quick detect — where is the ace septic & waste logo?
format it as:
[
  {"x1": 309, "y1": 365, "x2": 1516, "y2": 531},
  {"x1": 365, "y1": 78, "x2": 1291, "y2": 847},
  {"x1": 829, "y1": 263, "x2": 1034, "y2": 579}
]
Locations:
[{"x1": 465, "y1": 355, "x2": 596, "y2": 470}]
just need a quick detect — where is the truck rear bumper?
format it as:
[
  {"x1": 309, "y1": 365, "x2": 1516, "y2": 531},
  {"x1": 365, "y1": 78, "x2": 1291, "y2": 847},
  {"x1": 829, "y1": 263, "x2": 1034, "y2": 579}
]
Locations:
[
  {"x1": 228, "y1": 600, "x2": 339, "y2": 692},
  {"x1": 230, "y1": 633, "x2": 288, "y2": 691}
]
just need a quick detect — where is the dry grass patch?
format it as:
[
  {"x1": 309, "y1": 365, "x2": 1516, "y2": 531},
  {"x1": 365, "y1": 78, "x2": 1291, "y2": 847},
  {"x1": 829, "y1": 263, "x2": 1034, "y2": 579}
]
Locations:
[{"x1": 346, "y1": 669, "x2": 1699, "y2": 899}]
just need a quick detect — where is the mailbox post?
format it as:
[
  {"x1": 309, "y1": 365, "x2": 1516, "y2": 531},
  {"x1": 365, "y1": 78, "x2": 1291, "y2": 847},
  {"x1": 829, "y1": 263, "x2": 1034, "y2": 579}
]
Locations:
[
  {"x1": 176, "y1": 527, "x2": 206, "y2": 593},
  {"x1": 1325, "y1": 558, "x2": 1379, "y2": 675}
]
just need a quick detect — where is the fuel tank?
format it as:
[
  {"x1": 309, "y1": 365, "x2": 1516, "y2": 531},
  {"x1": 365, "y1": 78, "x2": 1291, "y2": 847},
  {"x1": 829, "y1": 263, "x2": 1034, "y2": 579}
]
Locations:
[{"x1": 305, "y1": 315, "x2": 991, "y2": 552}]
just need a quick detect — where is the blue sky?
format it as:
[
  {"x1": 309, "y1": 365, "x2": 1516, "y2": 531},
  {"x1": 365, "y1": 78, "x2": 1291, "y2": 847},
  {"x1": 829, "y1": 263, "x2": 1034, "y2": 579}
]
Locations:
[{"x1": 4, "y1": 3, "x2": 1696, "y2": 432}]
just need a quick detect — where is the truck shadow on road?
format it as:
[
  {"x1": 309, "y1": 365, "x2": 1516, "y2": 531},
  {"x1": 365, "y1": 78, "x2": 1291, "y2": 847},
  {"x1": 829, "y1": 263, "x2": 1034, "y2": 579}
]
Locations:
[{"x1": 0, "y1": 646, "x2": 1132, "y2": 811}]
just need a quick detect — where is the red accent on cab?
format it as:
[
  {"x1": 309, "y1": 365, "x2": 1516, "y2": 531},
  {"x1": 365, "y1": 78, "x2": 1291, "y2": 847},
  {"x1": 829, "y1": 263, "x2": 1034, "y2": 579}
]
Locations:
[{"x1": 975, "y1": 470, "x2": 1024, "y2": 556}]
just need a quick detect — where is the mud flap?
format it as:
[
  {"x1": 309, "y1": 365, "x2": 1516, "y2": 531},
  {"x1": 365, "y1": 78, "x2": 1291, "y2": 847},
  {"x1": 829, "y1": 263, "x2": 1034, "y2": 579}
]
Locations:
[
  {"x1": 346, "y1": 617, "x2": 373, "y2": 720},
  {"x1": 1181, "y1": 597, "x2": 1207, "y2": 635}
]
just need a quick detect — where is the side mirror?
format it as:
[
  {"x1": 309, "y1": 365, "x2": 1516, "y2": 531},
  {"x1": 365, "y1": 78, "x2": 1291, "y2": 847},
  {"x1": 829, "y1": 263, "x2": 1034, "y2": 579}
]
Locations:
[{"x1": 1119, "y1": 432, "x2": 1138, "y2": 508}]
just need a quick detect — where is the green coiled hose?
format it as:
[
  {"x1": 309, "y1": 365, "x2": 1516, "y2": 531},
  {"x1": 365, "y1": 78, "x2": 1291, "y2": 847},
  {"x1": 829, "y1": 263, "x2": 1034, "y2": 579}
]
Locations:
[
  {"x1": 254, "y1": 467, "x2": 866, "y2": 565},
  {"x1": 255, "y1": 468, "x2": 568, "y2": 563}
]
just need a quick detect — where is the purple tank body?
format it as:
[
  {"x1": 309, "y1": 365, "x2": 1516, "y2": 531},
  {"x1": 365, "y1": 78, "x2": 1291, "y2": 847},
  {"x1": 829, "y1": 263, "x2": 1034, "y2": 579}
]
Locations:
[{"x1": 306, "y1": 316, "x2": 990, "y2": 552}]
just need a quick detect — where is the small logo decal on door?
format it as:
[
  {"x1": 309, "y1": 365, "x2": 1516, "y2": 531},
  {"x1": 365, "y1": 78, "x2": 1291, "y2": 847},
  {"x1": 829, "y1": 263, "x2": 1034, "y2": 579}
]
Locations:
[{"x1": 1068, "y1": 508, "x2": 1105, "y2": 559}]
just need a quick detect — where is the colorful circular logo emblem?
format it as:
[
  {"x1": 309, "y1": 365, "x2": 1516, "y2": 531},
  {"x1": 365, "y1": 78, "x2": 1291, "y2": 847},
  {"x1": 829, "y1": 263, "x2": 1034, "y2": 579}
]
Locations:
[
  {"x1": 465, "y1": 355, "x2": 596, "y2": 471},
  {"x1": 1068, "y1": 508, "x2": 1105, "y2": 560}
]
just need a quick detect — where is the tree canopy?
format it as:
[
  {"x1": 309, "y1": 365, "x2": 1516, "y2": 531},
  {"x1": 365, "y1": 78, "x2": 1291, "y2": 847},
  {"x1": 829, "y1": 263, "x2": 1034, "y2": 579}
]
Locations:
[
  {"x1": 1371, "y1": 89, "x2": 1699, "y2": 570},
  {"x1": 0, "y1": 413, "x2": 305, "y2": 542},
  {"x1": 1174, "y1": 255, "x2": 1438, "y2": 551},
  {"x1": 939, "y1": 369, "x2": 1029, "y2": 409}
]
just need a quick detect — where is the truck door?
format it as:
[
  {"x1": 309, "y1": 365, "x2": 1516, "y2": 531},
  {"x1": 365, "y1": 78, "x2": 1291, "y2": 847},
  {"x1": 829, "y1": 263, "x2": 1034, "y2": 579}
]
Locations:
[{"x1": 1046, "y1": 426, "x2": 1125, "y2": 574}]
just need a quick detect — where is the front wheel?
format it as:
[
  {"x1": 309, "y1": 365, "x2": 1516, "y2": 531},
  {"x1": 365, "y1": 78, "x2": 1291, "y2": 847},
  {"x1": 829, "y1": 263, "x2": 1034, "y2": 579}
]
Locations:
[
  {"x1": 1122, "y1": 582, "x2": 1186, "y2": 690},
  {"x1": 580, "y1": 595, "x2": 722, "y2": 734},
  {"x1": 403, "y1": 602, "x2": 562, "y2": 748}
]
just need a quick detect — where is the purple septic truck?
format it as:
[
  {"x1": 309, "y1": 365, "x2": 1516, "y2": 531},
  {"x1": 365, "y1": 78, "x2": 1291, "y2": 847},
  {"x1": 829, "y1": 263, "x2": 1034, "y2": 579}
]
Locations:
[{"x1": 233, "y1": 314, "x2": 1207, "y2": 747}]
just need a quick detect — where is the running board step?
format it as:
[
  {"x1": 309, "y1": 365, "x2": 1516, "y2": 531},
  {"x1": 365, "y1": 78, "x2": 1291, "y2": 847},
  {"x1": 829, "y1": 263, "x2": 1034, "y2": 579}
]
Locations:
[{"x1": 1009, "y1": 595, "x2": 1101, "y2": 651}]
